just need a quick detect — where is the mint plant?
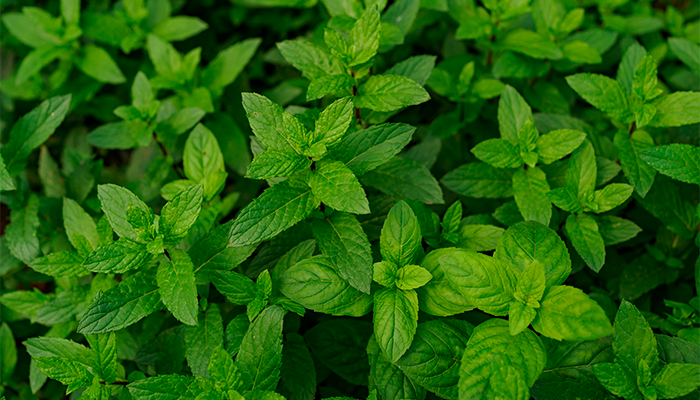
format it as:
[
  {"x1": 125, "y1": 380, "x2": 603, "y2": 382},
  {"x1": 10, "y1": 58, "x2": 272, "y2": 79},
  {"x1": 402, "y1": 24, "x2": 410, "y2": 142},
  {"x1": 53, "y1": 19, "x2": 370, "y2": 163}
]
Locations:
[{"x1": 1, "y1": 1, "x2": 699, "y2": 400}]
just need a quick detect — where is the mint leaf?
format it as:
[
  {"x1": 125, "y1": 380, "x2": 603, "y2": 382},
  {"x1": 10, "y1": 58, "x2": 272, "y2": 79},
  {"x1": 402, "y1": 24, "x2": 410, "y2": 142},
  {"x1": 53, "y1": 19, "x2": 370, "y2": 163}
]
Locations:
[
  {"x1": 185, "y1": 303, "x2": 223, "y2": 377},
  {"x1": 75, "y1": 45, "x2": 126, "y2": 84},
  {"x1": 82, "y1": 239, "x2": 152, "y2": 274},
  {"x1": 380, "y1": 200, "x2": 421, "y2": 267},
  {"x1": 160, "y1": 184, "x2": 203, "y2": 247},
  {"x1": 362, "y1": 157, "x2": 443, "y2": 204},
  {"x1": 309, "y1": 160, "x2": 369, "y2": 214},
  {"x1": 247, "y1": 150, "x2": 311, "y2": 180},
  {"x1": 98, "y1": 184, "x2": 151, "y2": 241},
  {"x1": 498, "y1": 85, "x2": 534, "y2": 145},
  {"x1": 332, "y1": 123, "x2": 415, "y2": 176},
  {"x1": 30, "y1": 251, "x2": 89, "y2": 277},
  {"x1": 586, "y1": 183, "x2": 633, "y2": 213},
  {"x1": 201, "y1": 38, "x2": 261, "y2": 97},
  {"x1": 6, "y1": 195, "x2": 41, "y2": 264},
  {"x1": 651, "y1": 363, "x2": 700, "y2": 398},
  {"x1": 471, "y1": 139, "x2": 522, "y2": 168},
  {"x1": 416, "y1": 249, "x2": 473, "y2": 317},
  {"x1": 500, "y1": 29, "x2": 563, "y2": 60},
  {"x1": 237, "y1": 305, "x2": 285, "y2": 391},
  {"x1": 535, "y1": 129, "x2": 587, "y2": 164},
  {"x1": 512, "y1": 166, "x2": 552, "y2": 226},
  {"x1": 312, "y1": 212, "x2": 373, "y2": 294},
  {"x1": 85, "y1": 333, "x2": 118, "y2": 383},
  {"x1": 614, "y1": 130, "x2": 657, "y2": 197},
  {"x1": 565, "y1": 213, "x2": 605, "y2": 272},
  {"x1": 373, "y1": 287, "x2": 418, "y2": 363},
  {"x1": 355, "y1": 75, "x2": 430, "y2": 112},
  {"x1": 639, "y1": 143, "x2": 700, "y2": 185},
  {"x1": 612, "y1": 301, "x2": 659, "y2": 382},
  {"x1": 649, "y1": 92, "x2": 700, "y2": 127},
  {"x1": 532, "y1": 285, "x2": 612, "y2": 341},
  {"x1": 441, "y1": 163, "x2": 514, "y2": 198},
  {"x1": 277, "y1": 39, "x2": 343, "y2": 80},
  {"x1": 395, "y1": 265, "x2": 432, "y2": 290},
  {"x1": 157, "y1": 249, "x2": 198, "y2": 326},
  {"x1": 242, "y1": 93, "x2": 303, "y2": 154},
  {"x1": 306, "y1": 75, "x2": 356, "y2": 101},
  {"x1": 210, "y1": 270, "x2": 256, "y2": 305},
  {"x1": 350, "y1": 6, "x2": 380, "y2": 66},
  {"x1": 566, "y1": 73, "x2": 633, "y2": 122}
]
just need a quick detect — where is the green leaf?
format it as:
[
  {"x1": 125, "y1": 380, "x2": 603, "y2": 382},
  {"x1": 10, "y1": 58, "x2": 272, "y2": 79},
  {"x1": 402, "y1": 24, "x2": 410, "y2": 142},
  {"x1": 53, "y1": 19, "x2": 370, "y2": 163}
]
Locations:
[
  {"x1": 536, "y1": 129, "x2": 587, "y2": 164},
  {"x1": 617, "y1": 43, "x2": 647, "y2": 93},
  {"x1": 82, "y1": 239, "x2": 152, "y2": 274},
  {"x1": 380, "y1": 200, "x2": 421, "y2": 267},
  {"x1": 438, "y1": 249, "x2": 517, "y2": 316},
  {"x1": 307, "y1": 75, "x2": 355, "y2": 101},
  {"x1": 373, "y1": 287, "x2": 418, "y2": 363},
  {"x1": 128, "y1": 375, "x2": 210, "y2": 400},
  {"x1": 15, "y1": 46, "x2": 67, "y2": 86},
  {"x1": 185, "y1": 303, "x2": 223, "y2": 377},
  {"x1": 495, "y1": 221, "x2": 571, "y2": 287},
  {"x1": 532, "y1": 285, "x2": 612, "y2": 341},
  {"x1": 30, "y1": 251, "x2": 89, "y2": 277},
  {"x1": 98, "y1": 184, "x2": 151, "y2": 241},
  {"x1": 78, "y1": 271, "x2": 162, "y2": 334},
  {"x1": 639, "y1": 144, "x2": 700, "y2": 185},
  {"x1": 612, "y1": 300, "x2": 659, "y2": 381},
  {"x1": 280, "y1": 255, "x2": 372, "y2": 316},
  {"x1": 1, "y1": 324, "x2": 17, "y2": 383},
  {"x1": 471, "y1": 139, "x2": 522, "y2": 168},
  {"x1": 498, "y1": 85, "x2": 534, "y2": 145},
  {"x1": 561, "y1": 41, "x2": 602, "y2": 64},
  {"x1": 566, "y1": 73, "x2": 633, "y2": 122},
  {"x1": 441, "y1": 163, "x2": 514, "y2": 198},
  {"x1": 2, "y1": 12, "x2": 63, "y2": 48},
  {"x1": 237, "y1": 305, "x2": 285, "y2": 391},
  {"x1": 280, "y1": 333, "x2": 316, "y2": 400},
  {"x1": 394, "y1": 319, "x2": 472, "y2": 398},
  {"x1": 157, "y1": 250, "x2": 198, "y2": 326},
  {"x1": 638, "y1": 176, "x2": 697, "y2": 239},
  {"x1": 183, "y1": 124, "x2": 226, "y2": 184},
  {"x1": 305, "y1": 319, "x2": 372, "y2": 386},
  {"x1": 350, "y1": 6, "x2": 380, "y2": 66},
  {"x1": 33, "y1": 357, "x2": 92, "y2": 394},
  {"x1": 75, "y1": 45, "x2": 126, "y2": 84},
  {"x1": 586, "y1": 183, "x2": 633, "y2": 213},
  {"x1": 395, "y1": 265, "x2": 432, "y2": 290},
  {"x1": 277, "y1": 39, "x2": 343, "y2": 80},
  {"x1": 153, "y1": 16, "x2": 208, "y2": 41},
  {"x1": 513, "y1": 166, "x2": 552, "y2": 226},
  {"x1": 210, "y1": 270, "x2": 256, "y2": 305},
  {"x1": 651, "y1": 363, "x2": 700, "y2": 398},
  {"x1": 499, "y1": 29, "x2": 563, "y2": 60},
  {"x1": 509, "y1": 301, "x2": 537, "y2": 336},
  {"x1": 87, "y1": 120, "x2": 153, "y2": 150},
  {"x1": 565, "y1": 213, "x2": 605, "y2": 272},
  {"x1": 0, "y1": 154, "x2": 15, "y2": 191},
  {"x1": 362, "y1": 157, "x2": 444, "y2": 204},
  {"x1": 6, "y1": 194, "x2": 41, "y2": 264},
  {"x1": 566, "y1": 140, "x2": 597, "y2": 207},
  {"x1": 632, "y1": 55, "x2": 660, "y2": 103},
  {"x1": 596, "y1": 215, "x2": 642, "y2": 246},
  {"x1": 312, "y1": 212, "x2": 373, "y2": 294},
  {"x1": 308, "y1": 160, "x2": 369, "y2": 214},
  {"x1": 373, "y1": 261, "x2": 399, "y2": 287},
  {"x1": 229, "y1": 181, "x2": 319, "y2": 246},
  {"x1": 649, "y1": 92, "x2": 700, "y2": 127},
  {"x1": 86, "y1": 333, "x2": 118, "y2": 383},
  {"x1": 459, "y1": 319, "x2": 546, "y2": 399},
  {"x1": 332, "y1": 123, "x2": 415, "y2": 176},
  {"x1": 593, "y1": 362, "x2": 639, "y2": 400},
  {"x1": 383, "y1": 55, "x2": 436, "y2": 86},
  {"x1": 201, "y1": 38, "x2": 261, "y2": 96},
  {"x1": 614, "y1": 130, "x2": 657, "y2": 197},
  {"x1": 668, "y1": 38, "x2": 700, "y2": 76},
  {"x1": 355, "y1": 75, "x2": 430, "y2": 112},
  {"x1": 242, "y1": 93, "x2": 304, "y2": 154},
  {"x1": 63, "y1": 197, "x2": 99, "y2": 251},
  {"x1": 208, "y1": 345, "x2": 241, "y2": 392},
  {"x1": 515, "y1": 261, "x2": 546, "y2": 306},
  {"x1": 157, "y1": 108, "x2": 206, "y2": 136},
  {"x1": 313, "y1": 97, "x2": 354, "y2": 147},
  {"x1": 1, "y1": 95, "x2": 71, "y2": 176},
  {"x1": 416, "y1": 248, "x2": 473, "y2": 316},
  {"x1": 458, "y1": 224, "x2": 504, "y2": 252},
  {"x1": 160, "y1": 184, "x2": 203, "y2": 247}
]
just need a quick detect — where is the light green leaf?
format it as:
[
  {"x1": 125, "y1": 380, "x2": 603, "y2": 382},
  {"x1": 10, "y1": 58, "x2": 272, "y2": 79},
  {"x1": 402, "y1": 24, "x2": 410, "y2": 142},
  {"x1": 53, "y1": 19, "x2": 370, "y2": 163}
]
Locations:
[
  {"x1": 229, "y1": 181, "x2": 319, "y2": 246},
  {"x1": 210, "y1": 270, "x2": 255, "y2": 305},
  {"x1": 33, "y1": 357, "x2": 92, "y2": 394},
  {"x1": 383, "y1": 55, "x2": 436, "y2": 86},
  {"x1": 566, "y1": 73, "x2": 633, "y2": 122},
  {"x1": 15, "y1": 46, "x2": 67, "y2": 86},
  {"x1": 614, "y1": 129, "x2": 656, "y2": 197},
  {"x1": 0, "y1": 154, "x2": 15, "y2": 191},
  {"x1": 1, "y1": 324, "x2": 17, "y2": 383},
  {"x1": 513, "y1": 166, "x2": 552, "y2": 226},
  {"x1": 593, "y1": 362, "x2": 639, "y2": 400},
  {"x1": 242, "y1": 93, "x2": 304, "y2": 154},
  {"x1": 128, "y1": 374, "x2": 209, "y2": 400},
  {"x1": 532, "y1": 285, "x2": 612, "y2": 341},
  {"x1": 612, "y1": 300, "x2": 659, "y2": 381},
  {"x1": 459, "y1": 319, "x2": 546, "y2": 399},
  {"x1": 535, "y1": 129, "x2": 587, "y2": 164},
  {"x1": 209, "y1": 345, "x2": 241, "y2": 391},
  {"x1": 373, "y1": 287, "x2": 418, "y2": 363},
  {"x1": 279, "y1": 255, "x2": 372, "y2": 316},
  {"x1": 350, "y1": 6, "x2": 380, "y2": 66},
  {"x1": 312, "y1": 212, "x2": 373, "y2": 294},
  {"x1": 313, "y1": 97, "x2": 354, "y2": 147},
  {"x1": 632, "y1": 55, "x2": 660, "y2": 102},
  {"x1": 498, "y1": 85, "x2": 533, "y2": 145},
  {"x1": 307, "y1": 75, "x2": 355, "y2": 101},
  {"x1": 97, "y1": 184, "x2": 151, "y2": 241},
  {"x1": 87, "y1": 120, "x2": 153, "y2": 150},
  {"x1": 367, "y1": 335, "x2": 425, "y2": 400},
  {"x1": 639, "y1": 143, "x2": 700, "y2": 185},
  {"x1": 494, "y1": 221, "x2": 571, "y2": 287},
  {"x1": 651, "y1": 363, "x2": 700, "y2": 398},
  {"x1": 566, "y1": 140, "x2": 597, "y2": 207},
  {"x1": 75, "y1": 45, "x2": 126, "y2": 84},
  {"x1": 416, "y1": 248, "x2": 473, "y2": 317},
  {"x1": 586, "y1": 183, "x2": 633, "y2": 213},
  {"x1": 617, "y1": 43, "x2": 647, "y2": 93},
  {"x1": 441, "y1": 163, "x2": 514, "y2": 198},
  {"x1": 565, "y1": 213, "x2": 605, "y2": 272},
  {"x1": 160, "y1": 184, "x2": 203, "y2": 247},
  {"x1": 86, "y1": 333, "x2": 117, "y2": 383},
  {"x1": 438, "y1": 249, "x2": 517, "y2": 316},
  {"x1": 309, "y1": 160, "x2": 369, "y2": 214},
  {"x1": 6, "y1": 195, "x2": 41, "y2": 264},
  {"x1": 152, "y1": 16, "x2": 208, "y2": 42},
  {"x1": 157, "y1": 250, "x2": 198, "y2": 326},
  {"x1": 500, "y1": 29, "x2": 563, "y2": 59},
  {"x1": 380, "y1": 200, "x2": 421, "y2": 267},
  {"x1": 561, "y1": 41, "x2": 602, "y2": 64},
  {"x1": 395, "y1": 265, "x2": 432, "y2": 290},
  {"x1": 78, "y1": 271, "x2": 162, "y2": 334},
  {"x1": 649, "y1": 92, "x2": 700, "y2": 127},
  {"x1": 355, "y1": 75, "x2": 430, "y2": 112},
  {"x1": 82, "y1": 239, "x2": 151, "y2": 274},
  {"x1": 30, "y1": 251, "x2": 90, "y2": 277},
  {"x1": 157, "y1": 108, "x2": 206, "y2": 136},
  {"x1": 668, "y1": 37, "x2": 700, "y2": 76},
  {"x1": 509, "y1": 302, "x2": 537, "y2": 336},
  {"x1": 332, "y1": 123, "x2": 415, "y2": 176},
  {"x1": 277, "y1": 39, "x2": 343, "y2": 80},
  {"x1": 63, "y1": 197, "x2": 99, "y2": 251},
  {"x1": 458, "y1": 224, "x2": 504, "y2": 252},
  {"x1": 1, "y1": 95, "x2": 71, "y2": 176},
  {"x1": 201, "y1": 38, "x2": 261, "y2": 96},
  {"x1": 515, "y1": 261, "x2": 546, "y2": 306},
  {"x1": 471, "y1": 139, "x2": 522, "y2": 168},
  {"x1": 2, "y1": 12, "x2": 64, "y2": 48}
]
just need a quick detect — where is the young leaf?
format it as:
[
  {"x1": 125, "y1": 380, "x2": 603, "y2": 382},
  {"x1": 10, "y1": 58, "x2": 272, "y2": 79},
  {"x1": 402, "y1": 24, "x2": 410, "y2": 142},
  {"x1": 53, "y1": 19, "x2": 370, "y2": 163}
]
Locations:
[
  {"x1": 355, "y1": 75, "x2": 430, "y2": 112},
  {"x1": 612, "y1": 300, "x2": 659, "y2": 380},
  {"x1": 535, "y1": 129, "x2": 587, "y2": 164},
  {"x1": 498, "y1": 85, "x2": 533, "y2": 144},
  {"x1": 332, "y1": 123, "x2": 415, "y2": 176},
  {"x1": 532, "y1": 285, "x2": 612, "y2": 341},
  {"x1": 565, "y1": 213, "x2": 606, "y2": 272},
  {"x1": 237, "y1": 305, "x2": 285, "y2": 391},
  {"x1": 313, "y1": 97, "x2": 354, "y2": 146},
  {"x1": 614, "y1": 130, "x2": 657, "y2": 197},
  {"x1": 86, "y1": 333, "x2": 118, "y2": 383},
  {"x1": 82, "y1": 239, "x2": 152, "y2": 274},
  {"x1": 380, "y1": 200, "x2": 422, "y2": 267},
  {"x1": 471, "y1": 139, "x2": 522, "y2": 168},
  {"x1": 512, "y1": 167, "x2": 552, "y2": 226},
  {"x1": 566, "y1": 73, "x2": 633, "y2": 122},
  {"x1": 395, "y1": 265, "x2": 432, "y2": 290},
  {"x1": 97, "y1": 184, "x2": 151, "y2": 241},
  {"x1": 160, "y1": 184, "x2": 203, "y2": 247},
  {"x1": 350, "y1": 6, "x2": 380, "y2": 66},
  {"x1": 157, "y1": 250, "x2": 198, "y2": 326},
  {"x1": 308, "y1": 160, "x2": 370, "y2": 214},
  {"x1": 373, "y1": 287, "x2": 419, "y2": 363}
]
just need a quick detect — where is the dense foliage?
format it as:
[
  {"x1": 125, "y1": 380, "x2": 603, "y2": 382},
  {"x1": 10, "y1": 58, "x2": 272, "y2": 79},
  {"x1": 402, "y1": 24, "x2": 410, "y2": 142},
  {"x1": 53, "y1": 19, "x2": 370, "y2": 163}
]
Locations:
[{"x1": 1, "y1": 0, "x2": 699, "y2": 400}]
